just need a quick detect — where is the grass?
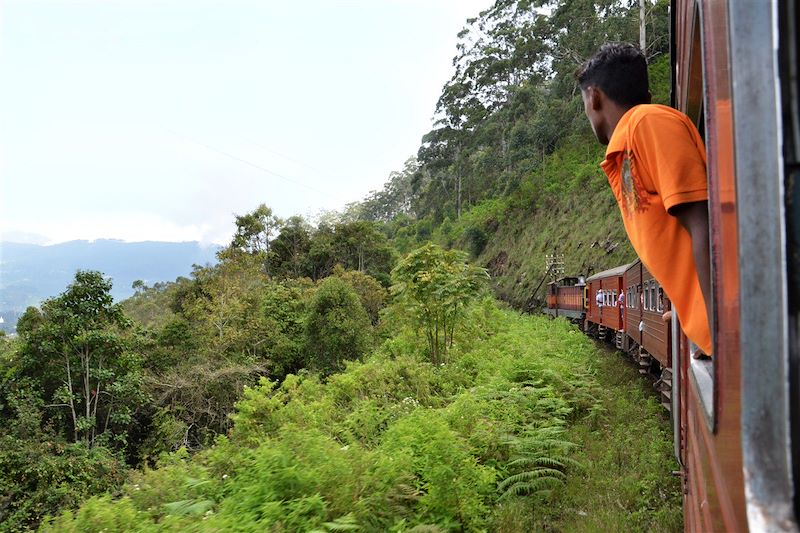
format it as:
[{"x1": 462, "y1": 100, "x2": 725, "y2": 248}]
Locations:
[{"x1": 491, "y1": 328, "x2": 683, "y2": 532}]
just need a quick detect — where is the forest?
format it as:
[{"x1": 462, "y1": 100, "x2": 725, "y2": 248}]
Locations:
[{"x1": 0, "y1": 1, "x2": 678, "y2": 531}]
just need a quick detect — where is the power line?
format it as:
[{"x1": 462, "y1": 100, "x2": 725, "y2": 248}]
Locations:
[{"x1": 164, "y1": 129, "x2": 342, "y2": 200}]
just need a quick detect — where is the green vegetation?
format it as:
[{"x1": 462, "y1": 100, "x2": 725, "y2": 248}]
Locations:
[
  {"x1": 0, "y1": 1, "x2": 683, "y2": 530},
  {"x1": 40, "y1": 310, "x2": 679, "y2": 532}
]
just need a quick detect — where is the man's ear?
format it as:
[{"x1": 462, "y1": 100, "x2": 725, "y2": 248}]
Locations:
[{"x1": 589, "y1": 86, "x2": 603, "y2": 111}]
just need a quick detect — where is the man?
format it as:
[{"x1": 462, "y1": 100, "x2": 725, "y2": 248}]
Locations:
[{"x1": 575, "y1": 42, "x2": 712, "y2": 356}]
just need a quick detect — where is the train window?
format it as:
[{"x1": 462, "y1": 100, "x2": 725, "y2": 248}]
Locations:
[
  {"x1": 656, "y1": 287, "x2": 664, "y2": 313},
  {"x1": 644, "y1": 281, "x2": 651, "y2": 310},
  {"x1": 650, "y1": 282, "x2": 657, "y2": 311},
  {"x1": 643, "y1": 283, "x2": 648, "y2": 310}
]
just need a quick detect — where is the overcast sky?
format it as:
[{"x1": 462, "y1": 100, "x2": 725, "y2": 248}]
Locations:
[{"x1": 0, "y1": 0, "x2": 494, "y2": 246}]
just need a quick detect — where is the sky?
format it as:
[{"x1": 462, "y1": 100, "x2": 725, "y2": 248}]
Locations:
[{"x1": 0, "y1": 0, "x2": 494, "y2": 246}]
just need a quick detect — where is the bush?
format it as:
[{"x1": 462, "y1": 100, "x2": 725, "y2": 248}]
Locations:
[
  {"x1": 331, "y1": 266, "x2": 389, "y2": 325},
  {"x1": 0, "y1": 437, "x2": 126, "y2": 532},
  {"x1": 305, "y1": 277, "x2": 373, "y2": 375}
]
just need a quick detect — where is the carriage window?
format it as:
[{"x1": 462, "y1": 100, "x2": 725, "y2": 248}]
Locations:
[
  {"x1": 650, "y1": 282, "x2": 657, "y2": 311},
  {"x1": 657, "y1": 287, "x2": 664, "y2": 312},
  {"x1": 644, "y1": 281, "x2": 651, "y2": 310}
]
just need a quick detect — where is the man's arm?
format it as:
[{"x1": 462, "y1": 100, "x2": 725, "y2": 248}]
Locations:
[{"x1": 671, "y1": 201, "x2": 712, "y2": 336}]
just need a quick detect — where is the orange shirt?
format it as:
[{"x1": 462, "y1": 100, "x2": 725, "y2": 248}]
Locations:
[{"x1": 601, "y1": 104, "x2": 712, "y2": 354}]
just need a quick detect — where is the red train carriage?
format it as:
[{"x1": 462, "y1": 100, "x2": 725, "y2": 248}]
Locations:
[
  {"x1": 585, "y1": 264, "x2": 630, "y2": 342},
  {"x1": 544, "y1": 276, "x2": 585, "y2": 321},
  {"x1": 623, "y1": 260, "x2": 673, "y2": 408},
  {"x1": 671, "y1": 0, "x2": 798, "y2": 530}
]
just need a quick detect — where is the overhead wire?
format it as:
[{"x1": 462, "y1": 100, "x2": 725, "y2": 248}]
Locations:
[{"x1": 164, "y1": 129, "x2": 345, "y2": 202}]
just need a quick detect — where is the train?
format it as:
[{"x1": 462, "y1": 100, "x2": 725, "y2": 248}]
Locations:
[{"x1": 546, "y1": 0, "x2": 799, "y2": 530}]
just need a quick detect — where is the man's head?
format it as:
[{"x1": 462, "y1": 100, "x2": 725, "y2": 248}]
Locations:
[{"x1": 576, "y1": 43, "x2": 651, "y2": 144}]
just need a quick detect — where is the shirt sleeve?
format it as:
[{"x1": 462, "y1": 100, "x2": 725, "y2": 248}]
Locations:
[{"x1": 630, "y1": 111, "x2": 709, "y2": 214}]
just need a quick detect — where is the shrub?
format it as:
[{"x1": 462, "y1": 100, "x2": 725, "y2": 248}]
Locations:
[
  {"x1": 390, "y1": 243, "x2": 488, "y2": 364},
  {"x1": 0, "y1": 437, "x2": 126, "y2": 532},
  {"x1": 305, "y1": 277, "x2": 373, "y2": 375}
]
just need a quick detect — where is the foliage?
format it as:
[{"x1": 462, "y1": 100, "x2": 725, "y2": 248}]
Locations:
[
  {"x1": 44, "y1": 311, "x2": 601, "y2": 532},
  {"x1": 0, "y1": 374, "x2": 127, "y2": 532},
  {"x1": 305, "y1": 277, "x2": 373, "y2": 375},
  {"x1": 330, "y1": 266, "x2": 388, "y2": 325},
  {"x1": 269, "y1": 215, "x2": 313, "y2": 278},
  {"x1": 228, "y1": 203, "x2": 282, "y2": 259},
  {"x1": 15, "y1": 271, "x2": 146, "y2": 450},
  {"x1": 390, "y1": 243, "x2": 488, "y2": 363},
  {"x1": 0, "y1": 435, "x2": 126, "y2": 532}
]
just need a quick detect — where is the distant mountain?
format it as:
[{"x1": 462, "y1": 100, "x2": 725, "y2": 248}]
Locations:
[{"x1": 0, "y1": 239, "x2": 220, "y2": 332}]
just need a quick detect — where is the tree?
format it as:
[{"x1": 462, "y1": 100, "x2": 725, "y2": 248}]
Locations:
[
  {"x1": 331, "y1": 266, "x2": 388, "y2": 325},
  {"x1": 305, "y1": 277, "x2": 372, "y2": 375},
  {"x1": 391, "y1": 243, "x2": 488, "y2": 364},
  {"x1": 269, "y1": 215, "x2": 313, "y2": 278},
  {"x1": 16, "y1": 271, "x2": 145, "y2": 449},
  {"x1": 226, "y1": 204, "x2": 283, "y2": 271},
  {"x1": 354, "y1": 157, "x2": 419, "y2": 223}
]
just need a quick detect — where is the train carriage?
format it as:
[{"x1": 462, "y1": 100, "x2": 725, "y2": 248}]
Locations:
[
  {"x1": 585, "y1": 264, "x2": 630, "y2": 341},
  {"x1": 654, "y1": 0, "x2": 799, "y2": 528},
  {"x1": 671, "y1": 0, "x2": 798, "y2": 530},
  {"x1": 544, "y1": 276, "x2": 585, "y2": 321},
  {"x1": 622, "y1": 260, "x2": 672, "y2": 369}
]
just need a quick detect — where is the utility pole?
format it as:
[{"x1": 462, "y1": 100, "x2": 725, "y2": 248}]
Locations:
[{"x1": 545, "y1": 253, "x2": 565, "y2": 281}]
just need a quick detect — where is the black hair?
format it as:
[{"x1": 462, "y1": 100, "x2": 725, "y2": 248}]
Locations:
[{"x1": 575, "y1": 42, "x2": 649, "y2": 107}]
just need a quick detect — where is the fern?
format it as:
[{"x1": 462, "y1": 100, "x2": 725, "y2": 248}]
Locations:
[
  {"x1": 308, "y1": 513, "x2": 360, "y2": 532},
  {"x1": 498, "y1": 425, "x2": 581, "y2": 501}
]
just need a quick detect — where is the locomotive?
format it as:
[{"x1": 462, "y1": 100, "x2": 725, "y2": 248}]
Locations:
[{"x1": 547, "y1": 0, "x2": 799, "y2": 530}]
